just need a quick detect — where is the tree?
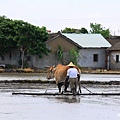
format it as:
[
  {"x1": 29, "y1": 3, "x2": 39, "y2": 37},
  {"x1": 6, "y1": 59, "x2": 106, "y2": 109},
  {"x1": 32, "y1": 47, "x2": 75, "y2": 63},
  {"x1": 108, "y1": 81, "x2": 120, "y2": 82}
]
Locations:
[
  {"x1": 90, "y1": 23, "x2": 111, "y2": 38},
  {"x1": 69, "y1": 49, "x2": 79, "y2": 65},
  {"x1": 80, "y1": 27, "x2": 88, "y2": 34},
  {"x1": 0, "y1": 16, "x2": 17, "y2": 56},
  {"x1": 62, "y1": 27, "x2": 79, "y2": 33},
  {"x1": 13, "y1": 20, "x2": 49, "y2": 68},
  {"x1": 56, "y1": 45, "x2": 63, "y2": 63},
  {"x1": 0, "y1": 16, "x2": 49, "y2": 68},
  {"x1": 61, "y1": 27, "x2": 88, "y2": 34}
]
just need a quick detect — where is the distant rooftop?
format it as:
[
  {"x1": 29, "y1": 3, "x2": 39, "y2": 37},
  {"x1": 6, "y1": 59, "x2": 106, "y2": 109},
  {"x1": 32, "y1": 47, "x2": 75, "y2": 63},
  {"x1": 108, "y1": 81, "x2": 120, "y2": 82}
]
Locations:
[
  {"x1": 62, "y1": 33, "x2": 111, "y2": 48},
  {"x1": 107, "y1": 36, "x2": 120, "y2": 46},
  {"x1": 106, "y1": 42, "x2": 120, "y2": 51}
]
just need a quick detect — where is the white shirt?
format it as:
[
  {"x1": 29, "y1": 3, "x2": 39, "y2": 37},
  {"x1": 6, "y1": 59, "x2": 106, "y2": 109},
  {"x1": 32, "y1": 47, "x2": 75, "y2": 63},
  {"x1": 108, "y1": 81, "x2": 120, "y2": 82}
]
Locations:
[{"x1": 67, "y1": 68, "x2": 79, "y2": 78}]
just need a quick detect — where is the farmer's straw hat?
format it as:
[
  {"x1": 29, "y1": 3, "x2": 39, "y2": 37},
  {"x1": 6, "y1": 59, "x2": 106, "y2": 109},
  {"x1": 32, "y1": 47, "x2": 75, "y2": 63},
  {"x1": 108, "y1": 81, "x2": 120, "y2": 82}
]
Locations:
[{"x1": 67, "y1": 62, "x2": 75, "y2": 67}]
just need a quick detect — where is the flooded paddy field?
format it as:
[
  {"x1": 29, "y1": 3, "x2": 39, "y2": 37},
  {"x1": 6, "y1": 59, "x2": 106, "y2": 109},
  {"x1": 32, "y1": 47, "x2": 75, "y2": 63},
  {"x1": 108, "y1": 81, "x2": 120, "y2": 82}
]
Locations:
[
  {"x1": 0, "y1": 72, "x2": 120, "y2": 81},
  {"x1": 0, "y1": 73, "x2": 120, "y2": 120}
]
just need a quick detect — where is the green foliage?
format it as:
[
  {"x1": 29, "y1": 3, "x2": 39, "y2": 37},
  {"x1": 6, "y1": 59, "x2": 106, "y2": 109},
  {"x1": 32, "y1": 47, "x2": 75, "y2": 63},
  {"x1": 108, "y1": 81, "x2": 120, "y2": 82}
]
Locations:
[
  {"x1": 13, "y1": 20, "x2": 49, "y2": 58},
  {"x1": 6, "y1": 64, "x2": 12, "y2": 69},
  {"x1": 0, "y1": 16, "x2": 17, "y2": 55},
  {"x1": 90, "y1": 23, "x2": 111, "y2": 38},
  {"x1": 62, "y1": 27, "x2": 77, "y2": 33},
  {"x1": 69, "y1": 49, "x2": 79, "y2": 65},
  {"x1": 80, "y1": 27, "x2": 88, "y2": 34},
  {"x1": 62, "y1": 24, "x2": 111, "y2": 37},
  {"x1": 0, "y1": 16, "x2": 49, "y2": 57},
  {"x1": 62, "y1": 27, "x2": 88, "y2": 34},
  {"x1": 18, "y1": 57, "x2": 28, "y2": 68},
  {"x1": 56, "y1": 45, "x2": 63, "y2": 62},
  {"x1": 0, "y1": 16, "x2": 50, "y2": 68}
]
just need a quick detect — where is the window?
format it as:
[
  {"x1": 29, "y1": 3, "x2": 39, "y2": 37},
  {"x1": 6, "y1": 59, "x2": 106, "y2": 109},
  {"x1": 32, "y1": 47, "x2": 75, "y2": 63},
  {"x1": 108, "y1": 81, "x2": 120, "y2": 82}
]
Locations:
[
  {"x1": 0, "y1": 55, "x2": 5, "y2": 61},
  {"x1": 9, "y1": 52, "x2": 12, "y2": 60},
  {"x1": 27, "y1": 56, "x2": 31, "y2": 61},
  {"x1": 93, "y1": 54, "x2": 98, "y2": 62},
  {"x1": 20, "y1": 51, "x2": 21, "y2": 58},
  {"x1": 116, "y1": 55, "x2": 119, "y2": 63}
]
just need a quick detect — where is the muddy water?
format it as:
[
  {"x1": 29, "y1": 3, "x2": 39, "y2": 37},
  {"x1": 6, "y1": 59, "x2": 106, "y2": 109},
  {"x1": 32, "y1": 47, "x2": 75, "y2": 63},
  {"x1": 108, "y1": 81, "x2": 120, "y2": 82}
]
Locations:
[
  {"x1": 0, "y1": 73, "x2": 120, "y2": 120},
  {"x1": 0, "y1": 73, "x2": 120, "y2": 81},
  {"x1": 0, "y1": 84, "x2": 120, "y2": 120},
  {"x1": 0, "y1": 73, "x2": 47, "y2": 81}
]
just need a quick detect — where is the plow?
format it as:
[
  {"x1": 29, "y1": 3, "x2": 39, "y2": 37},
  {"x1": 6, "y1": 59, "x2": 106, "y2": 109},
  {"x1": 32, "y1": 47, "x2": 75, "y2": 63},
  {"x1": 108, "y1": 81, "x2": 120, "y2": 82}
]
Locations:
[
  {"x1": 12, "y1": 92, "x2": 120, "y2": 96},
  {"x1": 12, "y1": 82, "x2": 120, "y2": 96},
  {"x1": 12, "y1": 76, "x2": 120, "y2": 96}
]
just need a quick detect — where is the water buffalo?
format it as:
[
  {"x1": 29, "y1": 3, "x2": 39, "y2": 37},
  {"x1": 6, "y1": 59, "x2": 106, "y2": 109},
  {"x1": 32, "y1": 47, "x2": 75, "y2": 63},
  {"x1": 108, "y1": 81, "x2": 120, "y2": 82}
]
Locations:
[{"x1": 46, "y1": 64, "x2": 81, "y2": 93}]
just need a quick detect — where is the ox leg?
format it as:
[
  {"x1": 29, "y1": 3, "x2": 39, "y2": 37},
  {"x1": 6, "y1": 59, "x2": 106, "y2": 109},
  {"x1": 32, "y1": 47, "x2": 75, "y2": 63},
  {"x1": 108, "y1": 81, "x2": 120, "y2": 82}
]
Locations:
[
  {"x1": 64, "y1": 81, "x2": 69, "y2": 92},
  {"x1": 58, "y1": 83, "x2": 63, "y2": 93}
]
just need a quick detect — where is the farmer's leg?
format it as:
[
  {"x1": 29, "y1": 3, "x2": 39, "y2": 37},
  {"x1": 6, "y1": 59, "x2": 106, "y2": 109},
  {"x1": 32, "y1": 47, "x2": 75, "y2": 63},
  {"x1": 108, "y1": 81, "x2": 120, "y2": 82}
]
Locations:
[
  {"x1": 70, "y1": 78, "x2": 77, "y2": 95},
  {"x1": 74, "y1": 78, "x2": 78, "y2": 93},
  {"x1": 69, "y1": 78, "x2": 74, "y2": 91}
]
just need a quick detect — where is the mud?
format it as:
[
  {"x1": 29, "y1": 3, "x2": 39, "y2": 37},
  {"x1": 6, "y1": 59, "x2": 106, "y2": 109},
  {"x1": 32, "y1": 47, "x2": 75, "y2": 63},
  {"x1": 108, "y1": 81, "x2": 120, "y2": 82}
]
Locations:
[
  {"x1": 0, "y1": 73, "x2": 120, "y2": 120},
  {"x1": 0, "y1": 85, "x2": 120, "y2": 120}
]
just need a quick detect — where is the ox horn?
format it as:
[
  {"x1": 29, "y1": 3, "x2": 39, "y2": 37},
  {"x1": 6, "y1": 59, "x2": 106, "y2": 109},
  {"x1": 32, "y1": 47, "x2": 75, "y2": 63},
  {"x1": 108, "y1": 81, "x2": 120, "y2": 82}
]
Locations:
[
  {"x1": 45, "y1": 65, "x2": 56, "y2": 68},
  {"x1": 45, "y1": 66, "x2": 51, "y2": 68},
  {"x1": 53, "y1": 65, "x2": 55, "y2": 67}
]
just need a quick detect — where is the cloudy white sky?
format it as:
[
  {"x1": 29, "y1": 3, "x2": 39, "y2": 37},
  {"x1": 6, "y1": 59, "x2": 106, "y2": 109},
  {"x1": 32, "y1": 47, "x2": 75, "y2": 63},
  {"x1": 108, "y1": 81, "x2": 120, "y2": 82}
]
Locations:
[{"x1": 0, "y1": 0, "x2": 120, "y2": 35}]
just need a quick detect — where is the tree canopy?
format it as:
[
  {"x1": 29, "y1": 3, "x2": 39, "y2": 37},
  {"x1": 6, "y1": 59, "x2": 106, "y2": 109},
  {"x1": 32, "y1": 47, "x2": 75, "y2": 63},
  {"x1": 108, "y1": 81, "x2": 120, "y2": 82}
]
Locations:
[
  {"x1": 13, "y1": 20, "x2": 49, "y2": 58},
  {"x1": 90, "y1": 23, "x2": 111, "y2": 38},
  {"x1": 0, "y1": 16, "x2": 49, "y2": 68},
  {"x1": 61, "y1": 27, "x2": 88, "y2": 34},
  {"x1": 0, "y1": 16, "x2": 49, "y2": 56},
  {"x1": 61, "y1": 23, "x2": 111, "y2": 38},
  {"x1": 0, "y1": 16, "x2": 17, "y2": 55}
]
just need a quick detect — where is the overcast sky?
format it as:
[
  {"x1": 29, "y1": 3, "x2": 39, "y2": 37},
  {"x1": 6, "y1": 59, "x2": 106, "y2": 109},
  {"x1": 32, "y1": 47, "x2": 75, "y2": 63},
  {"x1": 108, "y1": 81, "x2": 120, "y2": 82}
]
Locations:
[{"x1": 0, "y1": 0, "x2": 120, "y2": 35}]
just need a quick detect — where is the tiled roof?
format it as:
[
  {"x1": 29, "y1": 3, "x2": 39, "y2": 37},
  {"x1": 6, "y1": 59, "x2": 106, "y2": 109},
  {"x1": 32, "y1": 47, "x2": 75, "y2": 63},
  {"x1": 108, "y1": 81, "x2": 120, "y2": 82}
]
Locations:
[
  {"x1": 106, "y1": 42, "x2": 120, "y2": 51},
  {"x1": 107, "y1": 39, "x2": 120, "y2": 46}
]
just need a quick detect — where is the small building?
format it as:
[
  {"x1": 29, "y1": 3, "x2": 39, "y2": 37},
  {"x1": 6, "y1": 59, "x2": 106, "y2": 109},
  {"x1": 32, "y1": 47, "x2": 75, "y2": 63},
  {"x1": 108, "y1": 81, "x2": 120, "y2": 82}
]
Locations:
[
  {"x1": 32, "y1": 32, "x2": 82, "y2": 68},
  {"x1": 36, "y1": 32, "x2": 111, "y2": 69},
  {"x1": 0, "y1": 32, "x2": 111, "y2": 69},
  {"x1": 62, "y1": 33, "x2": 111, "y2": 69},
  {"x1": 106, "y1": 36, "x2": 120, "y2": 70},
  {"x1": 0, "y1": 47, "x2": 20, "y2": 68}
]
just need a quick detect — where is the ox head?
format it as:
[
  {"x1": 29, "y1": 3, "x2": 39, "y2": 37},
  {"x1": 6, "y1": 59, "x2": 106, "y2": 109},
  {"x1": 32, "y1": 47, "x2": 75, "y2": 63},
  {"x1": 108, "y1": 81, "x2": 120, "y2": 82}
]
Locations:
[{"x1": 46, "y1": 65, "x2": 56, "y2": 79}]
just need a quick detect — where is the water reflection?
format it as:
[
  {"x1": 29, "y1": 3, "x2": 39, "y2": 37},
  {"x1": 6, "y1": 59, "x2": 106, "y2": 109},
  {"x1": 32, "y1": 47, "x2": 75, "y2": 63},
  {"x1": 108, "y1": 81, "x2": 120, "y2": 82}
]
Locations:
[{"x1": 47, "y1": 96, "x2": 81, "y2": 103}]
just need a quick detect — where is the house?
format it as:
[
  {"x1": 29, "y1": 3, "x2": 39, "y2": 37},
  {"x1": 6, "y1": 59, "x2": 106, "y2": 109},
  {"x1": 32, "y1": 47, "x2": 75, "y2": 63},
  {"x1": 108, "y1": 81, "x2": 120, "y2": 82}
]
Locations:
[
  {"x1": 106, "y1": 36, "x2": 120, "y2": 70},
  {"x1": 0, "y1": 32, "x2": 111, "y2": 69},
  {"x1": 0, "y1": 47, "x2": 20, "y2": 68},
  {"x1": 35, "y1": 32, "x2": 111, "y2": 69},
  {"x1": 62, "y1": 33, "x2": 111, "y2": 69},
  {"x1": 32, "y1": 32, "x2": 82, "y2": 68}
]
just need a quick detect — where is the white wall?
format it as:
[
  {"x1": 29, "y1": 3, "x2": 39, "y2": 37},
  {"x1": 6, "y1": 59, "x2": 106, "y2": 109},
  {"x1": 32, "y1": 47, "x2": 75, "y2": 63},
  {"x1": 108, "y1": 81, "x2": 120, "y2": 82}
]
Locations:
[
  {"x1": 111, "y1": 51, "x2": 120, "y2": 62},
  {"x1": 109, "y1": 51, "x2": 120, "y2": 70},
  {"x1": 0, "y1": 48, "x2": 107, "y2": 69},
  {"x1": 32, "y1": 52, "x2": 70, "y2": 68},
  {"x1": 0, "y1": 50, "x2": 20, "y2": 67},
  {"x1": 78, "y1": 48, "x2": 106, "y2": 68}
]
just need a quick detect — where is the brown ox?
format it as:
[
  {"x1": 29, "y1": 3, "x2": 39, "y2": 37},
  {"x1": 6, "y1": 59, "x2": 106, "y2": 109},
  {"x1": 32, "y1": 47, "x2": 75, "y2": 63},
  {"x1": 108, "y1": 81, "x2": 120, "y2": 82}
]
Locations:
[{"x1": 47, "y1": 64, "x2": 81, "y2": 93}]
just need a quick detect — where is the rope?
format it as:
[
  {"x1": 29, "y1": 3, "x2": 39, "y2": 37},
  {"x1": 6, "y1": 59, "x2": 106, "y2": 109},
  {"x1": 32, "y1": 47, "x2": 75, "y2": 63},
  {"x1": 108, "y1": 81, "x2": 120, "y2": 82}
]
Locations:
[{"x1": 81, "y1": 85, "x2": 93, "y2": 93}]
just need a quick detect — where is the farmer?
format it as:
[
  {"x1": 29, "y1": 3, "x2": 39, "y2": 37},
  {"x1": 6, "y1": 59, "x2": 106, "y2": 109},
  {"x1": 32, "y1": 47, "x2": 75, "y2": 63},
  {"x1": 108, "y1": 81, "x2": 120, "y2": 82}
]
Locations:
[{"x1": 65, "y1": 62, "x2": 80, "y2": 95}]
